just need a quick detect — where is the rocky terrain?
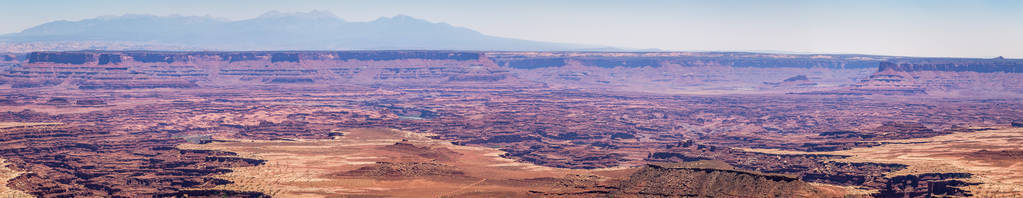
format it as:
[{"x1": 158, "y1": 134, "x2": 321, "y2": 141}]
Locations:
[
  {"x1": 0, "y1": 122, "x2": 267, "y2": 197},
  {"x1": 4, "y1": 51, "x2": 1020, "y2": 96},
  {"x1": 1, "y1": 50, "x2": 1022, "y2": 197},
  {"x1": 803, "y1": 59, "x2": 1023, "y2": 97},
  {"x1": 613, "y1": 162, "x2": 834, "y2": 197}
]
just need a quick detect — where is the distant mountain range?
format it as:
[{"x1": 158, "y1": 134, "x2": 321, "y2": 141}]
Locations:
[{"x1": 0, "y1": 11, "x2": 616, "y2": 51}]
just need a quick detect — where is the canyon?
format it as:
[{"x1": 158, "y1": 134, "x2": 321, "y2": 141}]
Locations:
[{"x1": 1, "y1": 50, "x2": 1022, "y2": 197}]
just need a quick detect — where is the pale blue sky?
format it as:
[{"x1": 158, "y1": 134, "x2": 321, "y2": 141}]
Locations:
[{"x1": 1, "y1": 0, "x2": 1021, "y2": 58}]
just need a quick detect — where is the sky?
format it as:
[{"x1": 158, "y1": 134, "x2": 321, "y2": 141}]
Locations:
[{"x1": 0, "y1": 0, "x2": 1021, "y2": 58}]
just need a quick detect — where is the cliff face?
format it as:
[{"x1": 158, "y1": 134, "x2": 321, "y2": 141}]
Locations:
[
  {"x1": 1, "y1": 53, "x2": 18, "y2": 62},
  {"x1": 7, "y1": 51, "x2": 503, "y2": 89},
  {"x1": 794, "y1": 59, "x2": 1023, "y2": 96},
  {"x1": 878, "y1": 58, "x2": 1023, "y2": 73},
  {"x1": 5, "y1": 51, "x2": 882, "y2": 92},
  {"x1": 491, "y1": 52, "x2": 887, "y2": 94},
  {"x1": 868, "y1": 60, "x2": 1023, "y2": 96},
  {"x1": 491, "y1": 52, "x2": 882, "y2": 69},
  {"x1": 5, "y1": 50, "x2": 1023, "y2": 97},
  {"x1": 25, "y1": 51, "x2": 483, "y2": 64}
]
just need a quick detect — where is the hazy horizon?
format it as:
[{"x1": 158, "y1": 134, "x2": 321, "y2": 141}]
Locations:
[{"x1": 1, "y1": 0, "x2": 1021, "y2": 58}]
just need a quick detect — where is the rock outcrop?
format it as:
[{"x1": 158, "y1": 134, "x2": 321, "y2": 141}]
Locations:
[
  {"x1": 612, "y1": 161, "x2": 838, "y2": 197},
  {"x1": 874, "y1": 173, "x2": 975, "y2": 197},
  {"x1": 335, "y1": 162, "x2": 468, "y2": 178}
]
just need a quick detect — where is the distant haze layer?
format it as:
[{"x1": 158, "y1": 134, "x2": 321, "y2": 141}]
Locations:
[{"x1": 0, "y1": 11, "x2": 605, "y2": 51}]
